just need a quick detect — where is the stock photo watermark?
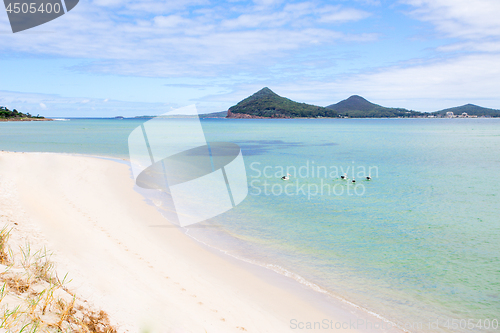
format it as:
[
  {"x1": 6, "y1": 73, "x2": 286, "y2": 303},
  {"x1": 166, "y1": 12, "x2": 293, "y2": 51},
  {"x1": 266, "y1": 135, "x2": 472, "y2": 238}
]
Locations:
[
  {"x1": 291, "y1": 318, "x2": 393, "y2": 330},
  {"x1": 3, "y1": 0, "x2": 79, "y2": 33},
  {"x1": 128, "y1": 105, "x2": 248, "y2": 227},
  {"x1": 249, "y1": 161, "x2": 378, "y2": 200},
  {"x1": 290, "y1": 317, "x2": 499, "y2": 331}
]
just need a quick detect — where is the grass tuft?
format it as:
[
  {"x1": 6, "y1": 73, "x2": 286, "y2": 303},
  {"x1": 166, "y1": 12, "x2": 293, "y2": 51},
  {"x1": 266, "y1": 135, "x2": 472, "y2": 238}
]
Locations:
[{"x1": 0, "y1": 224, "x2": 118, "y2": 332}]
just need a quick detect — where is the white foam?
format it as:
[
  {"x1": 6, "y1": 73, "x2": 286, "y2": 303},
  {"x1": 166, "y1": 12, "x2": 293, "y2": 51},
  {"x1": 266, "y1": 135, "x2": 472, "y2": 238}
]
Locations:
[{"x1": 184, "y1": 227, "x2": 412, "y2": 333}]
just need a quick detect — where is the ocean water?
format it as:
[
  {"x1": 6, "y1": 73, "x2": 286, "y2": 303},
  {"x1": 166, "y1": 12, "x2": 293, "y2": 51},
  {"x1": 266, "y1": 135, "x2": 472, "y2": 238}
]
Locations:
[{"x1": 1, "y1": 118, "x2": 499, "y2": 332}]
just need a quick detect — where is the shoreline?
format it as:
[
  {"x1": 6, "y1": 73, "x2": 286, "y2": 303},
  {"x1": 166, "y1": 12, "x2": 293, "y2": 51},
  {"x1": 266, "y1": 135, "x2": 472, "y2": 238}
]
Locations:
[
  {"x1": 182, "y1": 227, "x2": 410, "y2": 333},
  {"x1": 0, "y1": 118, "x2": 52, "y2": 122},
  {"x1": 0, "y1": 151, "x2": 403, "y2": 332}
]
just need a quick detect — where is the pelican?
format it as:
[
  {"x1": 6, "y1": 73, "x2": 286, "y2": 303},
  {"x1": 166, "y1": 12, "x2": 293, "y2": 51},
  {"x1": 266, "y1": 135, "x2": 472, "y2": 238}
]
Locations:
[
  {"x1": 351, "y1": 178, "x2": 356, "y2": 183},
  {"x1": 340, "y1": 173, "x2": 347, "y2": 180},
  {"x1": 281, "y1": 173, "x2": 291, "y2": 180},
  {"x1": 366, "y1": 175, "x2": 371, "y2": 180}
]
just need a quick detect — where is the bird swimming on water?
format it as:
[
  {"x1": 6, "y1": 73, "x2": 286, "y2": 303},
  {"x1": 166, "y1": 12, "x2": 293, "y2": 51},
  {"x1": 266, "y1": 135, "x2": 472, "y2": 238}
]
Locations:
[
  {"x1": 366, "y1": 175, "x2": 371, "y2": 180},
  {"x1": 351, "y1": 178, "x2": 356, "y2": 183},
  {"x1": 281, "y1": 173, "x2": 291, "y2": 180},
  {"x1": 340, "y1": 173, "x2": 347, "y2": 180}
]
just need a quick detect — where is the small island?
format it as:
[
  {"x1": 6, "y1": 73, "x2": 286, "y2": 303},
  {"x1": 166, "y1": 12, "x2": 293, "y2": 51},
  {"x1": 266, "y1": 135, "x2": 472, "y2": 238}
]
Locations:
[{"x1": 0, "y1": 106, "x2": 51, "y2": 121}]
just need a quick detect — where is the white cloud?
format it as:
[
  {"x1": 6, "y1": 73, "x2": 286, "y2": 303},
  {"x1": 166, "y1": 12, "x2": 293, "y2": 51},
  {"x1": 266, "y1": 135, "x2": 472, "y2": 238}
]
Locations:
[
  {"x1": 402, "y1": 0, "x2": 500, "y2": 40},
  {"x1": 346, "y1": 54, "x2": 500, "y2": 101},
  {"x1": 272, "y1": 53, "x2": 500, "y2": 111},
  {"x1": 0, "y1": 90, "x2": 177, "y2": 117},
  {"x1": 91, "y1": 0, "x2": 208, "y2": 14},
  {"x1": 0, "y1": 1, "x2": 373, "y2": 78},
  {"x1": 221, "y1": 3, "x2": 371, "y2": 29},
  {"x1": 321, "y1": 0, "x2": 500, "y2": 110},
  {"x1": 154, "y1": 15, "x2": 191, "y2": 28},
  {"x1": 318, "y1": 7, "x2": 371, "y2": 23},
  {"x1": 437, "y1": 41, "x2": 500, "y2": 53},
  {"x1": 221, "y1": 12, "x2": 289, "y2": 29}
]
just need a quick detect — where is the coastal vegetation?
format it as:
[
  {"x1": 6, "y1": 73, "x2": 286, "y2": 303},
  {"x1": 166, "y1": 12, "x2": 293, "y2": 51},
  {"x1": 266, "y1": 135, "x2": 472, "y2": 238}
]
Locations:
[
  {"x1": 0, "y1": 106, "x2": 47, "y2": 121},
  {"x1": 0, "y1": 225, "x2": 116, "y2": 332},
  {"x1": 226, "y1": 88, "x2": 500, "y2": 118},
  {"x1": 227, "y1": 87, "x2": 338, "y2": 118},
  {"x1": 433, "y1": 104, "x2": 500, "y2": 117},
  {"x1": 326, "y1": 95, "x2": 424, "y2": 118}
]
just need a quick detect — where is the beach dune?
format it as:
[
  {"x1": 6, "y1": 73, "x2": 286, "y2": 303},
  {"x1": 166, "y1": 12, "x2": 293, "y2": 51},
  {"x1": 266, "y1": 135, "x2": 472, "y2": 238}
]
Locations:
[{"x1": 0, "y1": 152, "x2": 372, "y2": 332}]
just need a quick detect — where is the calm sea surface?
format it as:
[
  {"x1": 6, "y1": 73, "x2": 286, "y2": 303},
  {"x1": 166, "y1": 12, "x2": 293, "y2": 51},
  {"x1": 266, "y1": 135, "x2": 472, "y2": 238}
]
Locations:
[{"x1": 1, "y1": 118, "x2": 499, "y2": 332}]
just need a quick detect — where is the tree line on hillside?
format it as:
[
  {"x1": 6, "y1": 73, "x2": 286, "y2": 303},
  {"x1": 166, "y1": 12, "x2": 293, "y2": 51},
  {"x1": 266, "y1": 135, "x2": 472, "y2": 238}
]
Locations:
[
  {"x1": 227, "y1": 88, "x2": 500, "y2": 118},
  {"x1": 0, "y1": 106, "x2": 45, "y2": 119}
]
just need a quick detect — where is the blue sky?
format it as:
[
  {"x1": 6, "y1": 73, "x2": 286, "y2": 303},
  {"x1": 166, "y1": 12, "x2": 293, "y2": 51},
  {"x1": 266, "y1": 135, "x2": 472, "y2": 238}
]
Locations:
[{"x1": 1, "y1": 0, "x2": 500, "y2": 117}]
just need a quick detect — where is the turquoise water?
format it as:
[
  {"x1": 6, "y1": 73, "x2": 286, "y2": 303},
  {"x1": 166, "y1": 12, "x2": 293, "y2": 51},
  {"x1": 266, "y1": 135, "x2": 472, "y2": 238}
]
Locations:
[{"x1": 1, "y1": 118, "x2": 499, "y2": 332}]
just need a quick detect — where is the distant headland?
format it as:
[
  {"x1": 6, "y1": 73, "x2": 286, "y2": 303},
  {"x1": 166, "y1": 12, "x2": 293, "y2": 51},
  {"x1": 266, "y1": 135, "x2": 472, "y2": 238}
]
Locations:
[
  {"x1": 225, "y1": 88, "x2": 500, "y2": 119},
  {"x1": 0, "y1": 106, "x2": 51, "y2": 121}
]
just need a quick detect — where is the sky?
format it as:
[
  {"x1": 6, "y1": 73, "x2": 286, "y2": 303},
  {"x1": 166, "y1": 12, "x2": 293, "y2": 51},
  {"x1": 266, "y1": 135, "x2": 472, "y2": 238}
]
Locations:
[{"x1": 1, "y1": 0, "x2": 500, "y2": 117}]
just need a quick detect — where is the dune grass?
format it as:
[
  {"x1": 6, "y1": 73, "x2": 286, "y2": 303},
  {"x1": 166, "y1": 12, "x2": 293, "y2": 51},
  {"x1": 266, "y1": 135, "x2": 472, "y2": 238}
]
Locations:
[{"x1": 0, "y1": 225, "x2": 117, "y2": 333}]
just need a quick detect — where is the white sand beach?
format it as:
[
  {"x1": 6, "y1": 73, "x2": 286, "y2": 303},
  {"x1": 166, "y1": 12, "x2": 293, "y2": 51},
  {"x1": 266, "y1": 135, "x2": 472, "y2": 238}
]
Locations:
[{"x1": 0, "y1": 152, "x2": 390, "y2": 333}]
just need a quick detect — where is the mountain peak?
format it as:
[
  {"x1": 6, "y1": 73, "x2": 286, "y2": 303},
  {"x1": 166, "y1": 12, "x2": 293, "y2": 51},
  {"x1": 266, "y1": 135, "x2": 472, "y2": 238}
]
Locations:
[
  {"x1": 227, "y1": 87, "x2": 335, "y2": 118},
  {"x1": 346, "y1": 95, "x2": 369, "y2": 102},
  {"x1": 253, "y1": 87, "x2": 277, "y2": 98},
  {"x1": 327, "y1": 95, "x2": 378, "y2": 112}
]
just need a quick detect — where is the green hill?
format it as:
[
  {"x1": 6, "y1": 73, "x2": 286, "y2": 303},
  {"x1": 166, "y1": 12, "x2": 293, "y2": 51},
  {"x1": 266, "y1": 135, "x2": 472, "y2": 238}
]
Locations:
[
  {"x1": 227, "y1": 87, "x2": 337, "y2": 118},
  {"x1": 0, "y1": 106, "x2": 46, "y2": 120},
  {"x1": 326, "y1": 95, "x2": 424, "y2": 118},
  {"x1": 433, "y1": 104, "x2": 500, "y2": 117}
]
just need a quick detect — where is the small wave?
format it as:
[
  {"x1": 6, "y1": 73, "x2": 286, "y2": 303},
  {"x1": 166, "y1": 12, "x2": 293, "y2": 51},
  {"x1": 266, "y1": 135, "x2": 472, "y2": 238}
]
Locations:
[
  {"x1": 52, "y1": 118, "x2": 70, "y2": 121},
  {"x1": 183, "y1": 227, "x2": 412, "y2": 333}
]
